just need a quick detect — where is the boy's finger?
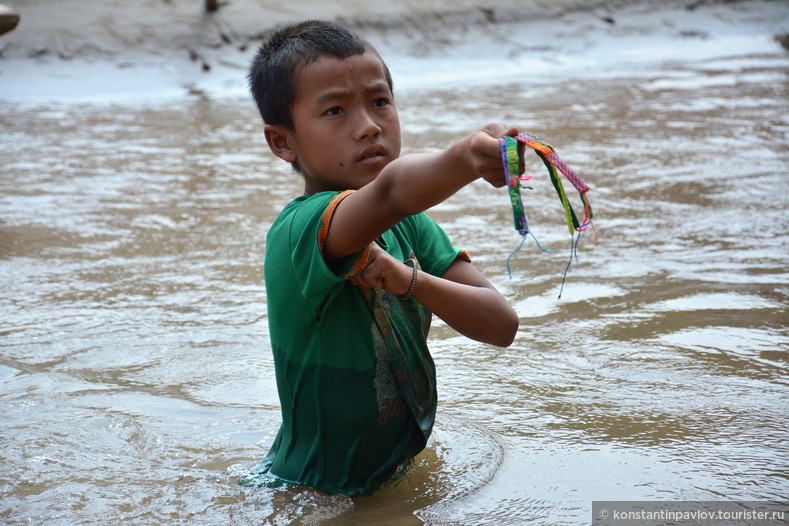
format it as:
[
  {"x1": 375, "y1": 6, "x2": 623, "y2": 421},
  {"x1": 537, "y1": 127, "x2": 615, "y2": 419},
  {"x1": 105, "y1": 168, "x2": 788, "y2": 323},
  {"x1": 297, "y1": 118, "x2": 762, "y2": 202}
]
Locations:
[
  {"x1": 479, "y1": 123, "x2": 509, "y2": 139},
  {"x1": 503, "y1": 126, "x2": 520, "y2": 138}
]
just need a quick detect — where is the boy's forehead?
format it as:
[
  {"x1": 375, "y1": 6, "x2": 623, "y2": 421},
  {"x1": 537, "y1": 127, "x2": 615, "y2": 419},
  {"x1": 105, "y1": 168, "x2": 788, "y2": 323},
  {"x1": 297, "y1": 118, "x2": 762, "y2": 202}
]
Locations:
[{"x1": 294, "y1": 52, "x2": 389, "y2": 90}]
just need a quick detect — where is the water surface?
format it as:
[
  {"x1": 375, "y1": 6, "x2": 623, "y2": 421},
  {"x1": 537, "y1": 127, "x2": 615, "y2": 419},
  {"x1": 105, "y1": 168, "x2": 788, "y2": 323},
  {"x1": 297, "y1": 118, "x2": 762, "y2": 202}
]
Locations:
[{"x1": 1, "y1": 3, "x2": 788, "y2": 525}]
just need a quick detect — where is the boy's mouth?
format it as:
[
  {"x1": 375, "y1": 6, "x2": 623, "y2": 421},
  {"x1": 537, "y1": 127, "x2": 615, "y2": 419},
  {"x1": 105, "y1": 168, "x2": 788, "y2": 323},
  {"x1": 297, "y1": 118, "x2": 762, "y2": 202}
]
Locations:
[{"x1": 358, "y1": 144, "x2": 386, "y2": 164}]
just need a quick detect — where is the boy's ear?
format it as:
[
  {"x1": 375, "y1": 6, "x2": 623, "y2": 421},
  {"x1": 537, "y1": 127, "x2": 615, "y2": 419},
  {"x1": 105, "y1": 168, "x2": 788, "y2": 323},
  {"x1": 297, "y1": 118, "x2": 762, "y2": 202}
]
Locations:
[{"x1": 264, "y1": 124, "x2": 297, "y2": 164}]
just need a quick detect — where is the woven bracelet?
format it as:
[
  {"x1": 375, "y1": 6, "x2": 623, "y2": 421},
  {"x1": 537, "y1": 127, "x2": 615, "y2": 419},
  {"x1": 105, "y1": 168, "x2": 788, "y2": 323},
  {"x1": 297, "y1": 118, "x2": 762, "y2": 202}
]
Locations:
[{"x1": 403, "y1": 258, "x2": 417, "y2": 299}]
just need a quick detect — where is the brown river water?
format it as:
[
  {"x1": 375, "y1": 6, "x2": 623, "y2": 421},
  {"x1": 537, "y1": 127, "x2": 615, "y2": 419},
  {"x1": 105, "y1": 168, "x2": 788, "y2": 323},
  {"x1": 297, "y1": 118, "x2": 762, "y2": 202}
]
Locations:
[{"x1": 1, "y1": 1, "x2": 788, "y2": 524}]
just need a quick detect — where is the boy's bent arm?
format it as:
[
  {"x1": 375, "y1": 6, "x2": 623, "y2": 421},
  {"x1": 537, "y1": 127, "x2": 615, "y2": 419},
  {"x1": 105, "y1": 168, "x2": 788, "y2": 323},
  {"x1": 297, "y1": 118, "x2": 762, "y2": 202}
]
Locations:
[
  {"x1": 412, "y1": 258, "x2": 519, "y2": 348},
  {"x1": 322, "y1": 124, "x2": 516, "y2": 264},
  {"x1": 350, "y1": 245, "x2": 519, "y2": 347}
]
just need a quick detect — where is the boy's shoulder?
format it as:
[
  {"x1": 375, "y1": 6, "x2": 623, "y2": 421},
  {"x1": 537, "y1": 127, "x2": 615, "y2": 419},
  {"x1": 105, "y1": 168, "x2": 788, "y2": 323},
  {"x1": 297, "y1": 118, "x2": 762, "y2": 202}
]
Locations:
[
  {"x1": 271, "y1": 191, "x2": 439, "y2": 243},
  {"x1": 274, "y1": 191, "x2": 340, "y2": 223},
  {"x1": 268, "y1": 191, "x2": 348, "y2": 249}
]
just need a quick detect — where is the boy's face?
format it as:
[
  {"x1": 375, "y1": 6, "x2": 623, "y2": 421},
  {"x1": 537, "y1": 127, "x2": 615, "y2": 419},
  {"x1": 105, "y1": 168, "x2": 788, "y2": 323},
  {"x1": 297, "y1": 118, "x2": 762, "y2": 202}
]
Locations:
[{"x1": 270, "y1": 51, "x2": 401, "y2": 194}]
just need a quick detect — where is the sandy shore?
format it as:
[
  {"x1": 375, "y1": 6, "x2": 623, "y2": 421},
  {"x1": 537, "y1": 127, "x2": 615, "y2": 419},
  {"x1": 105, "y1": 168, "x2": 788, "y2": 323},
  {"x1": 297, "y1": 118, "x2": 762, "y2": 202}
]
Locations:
[
  {"x1": 0, "y1": 0, "x2": 605, "y2": 60},
  {"x1": 0, "y1": 0, "x2": 787, "y2": 100}
]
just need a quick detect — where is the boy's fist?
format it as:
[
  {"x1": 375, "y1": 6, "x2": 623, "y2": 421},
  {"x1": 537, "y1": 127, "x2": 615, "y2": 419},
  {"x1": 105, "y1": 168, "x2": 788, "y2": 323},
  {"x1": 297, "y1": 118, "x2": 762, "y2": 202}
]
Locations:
[{"x1": 467, "y1": 124, "x2": 523, "y2": 188}]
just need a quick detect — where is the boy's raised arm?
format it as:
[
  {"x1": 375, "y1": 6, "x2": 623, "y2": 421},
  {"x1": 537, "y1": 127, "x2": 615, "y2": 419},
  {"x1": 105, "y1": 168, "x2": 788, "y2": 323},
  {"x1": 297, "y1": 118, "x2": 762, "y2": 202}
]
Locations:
[{"x1": 322, "y1": 124, "x2": 518, "y2": 264}]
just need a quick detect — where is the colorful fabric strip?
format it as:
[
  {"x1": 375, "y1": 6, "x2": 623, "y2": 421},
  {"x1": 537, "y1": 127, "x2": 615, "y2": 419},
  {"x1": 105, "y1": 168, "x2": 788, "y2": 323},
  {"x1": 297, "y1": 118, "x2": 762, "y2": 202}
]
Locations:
[{"x1": 500, "y1": 132, "x2": 597, "y2": 284}]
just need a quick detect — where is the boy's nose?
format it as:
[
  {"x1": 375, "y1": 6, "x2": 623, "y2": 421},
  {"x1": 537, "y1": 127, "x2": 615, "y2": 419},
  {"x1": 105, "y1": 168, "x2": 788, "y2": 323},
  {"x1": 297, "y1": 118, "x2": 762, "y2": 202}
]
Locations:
[{"x1": 355, "y1": 111, "x2": 382, "y2": 141}]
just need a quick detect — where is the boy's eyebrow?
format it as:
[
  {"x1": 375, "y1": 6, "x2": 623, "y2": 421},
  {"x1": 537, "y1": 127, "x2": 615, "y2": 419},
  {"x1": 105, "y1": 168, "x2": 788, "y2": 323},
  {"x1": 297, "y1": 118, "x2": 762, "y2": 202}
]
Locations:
[{"x1": 314, "y1": 81, "x2": 392, "y2": 106}]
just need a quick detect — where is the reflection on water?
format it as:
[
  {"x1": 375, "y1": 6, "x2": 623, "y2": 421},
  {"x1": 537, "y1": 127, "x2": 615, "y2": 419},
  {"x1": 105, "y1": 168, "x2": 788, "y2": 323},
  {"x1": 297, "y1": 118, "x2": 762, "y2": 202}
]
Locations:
[{"x1": 1, "y1": 33, "x2": 788, "y2": 526}]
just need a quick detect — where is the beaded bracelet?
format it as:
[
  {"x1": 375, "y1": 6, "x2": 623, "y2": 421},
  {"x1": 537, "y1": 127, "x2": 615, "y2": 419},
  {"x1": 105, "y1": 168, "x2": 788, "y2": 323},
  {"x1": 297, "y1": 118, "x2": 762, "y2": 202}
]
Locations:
[{"x1": 403, "y1": 258, "x2": 417, "y2": 299}]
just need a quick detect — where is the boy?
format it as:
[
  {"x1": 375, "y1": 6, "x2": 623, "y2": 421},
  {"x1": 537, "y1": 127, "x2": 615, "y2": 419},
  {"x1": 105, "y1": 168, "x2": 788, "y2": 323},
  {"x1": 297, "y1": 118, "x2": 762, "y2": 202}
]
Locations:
[{"x1": 245, "y1": 19, "x2": 519, "y2": 495}]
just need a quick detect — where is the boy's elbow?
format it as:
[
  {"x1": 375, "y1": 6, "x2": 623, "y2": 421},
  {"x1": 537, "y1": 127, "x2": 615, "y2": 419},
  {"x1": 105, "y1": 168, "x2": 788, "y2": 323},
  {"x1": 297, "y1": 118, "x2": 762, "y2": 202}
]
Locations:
[{"x1": 491, "y1": 307, "x2": 519, "y2": 347}]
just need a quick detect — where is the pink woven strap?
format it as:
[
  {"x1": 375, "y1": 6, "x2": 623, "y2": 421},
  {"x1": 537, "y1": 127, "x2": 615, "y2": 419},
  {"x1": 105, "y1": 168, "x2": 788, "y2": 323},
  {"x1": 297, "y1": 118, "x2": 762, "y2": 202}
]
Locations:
[{"x1": 516, "y1": 133, "x2": 589, "y2": 194}]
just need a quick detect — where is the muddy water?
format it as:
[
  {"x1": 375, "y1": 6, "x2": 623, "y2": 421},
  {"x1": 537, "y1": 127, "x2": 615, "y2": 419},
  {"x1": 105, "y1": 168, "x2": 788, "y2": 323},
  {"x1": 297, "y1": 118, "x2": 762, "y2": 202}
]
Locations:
[{"x1": 2, "y1": 30, "x2": 788, "y2": 526}]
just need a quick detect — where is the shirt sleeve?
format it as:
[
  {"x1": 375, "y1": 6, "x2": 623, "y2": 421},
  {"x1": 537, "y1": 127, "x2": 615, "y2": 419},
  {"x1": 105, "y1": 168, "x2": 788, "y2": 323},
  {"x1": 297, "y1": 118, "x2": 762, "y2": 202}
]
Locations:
[
  {"x1": 399, "y1": 212, "x2": 470, "y2": 277},
  {"x1": 282, "y1": 192, "x2": 369, "y2": 313}
]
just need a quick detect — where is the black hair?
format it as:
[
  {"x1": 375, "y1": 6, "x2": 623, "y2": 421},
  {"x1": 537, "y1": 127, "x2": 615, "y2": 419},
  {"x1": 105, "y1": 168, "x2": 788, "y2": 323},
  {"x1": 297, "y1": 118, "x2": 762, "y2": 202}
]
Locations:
[{"x1": 247, "y1": 20, "x2": 393, "y2": 131}]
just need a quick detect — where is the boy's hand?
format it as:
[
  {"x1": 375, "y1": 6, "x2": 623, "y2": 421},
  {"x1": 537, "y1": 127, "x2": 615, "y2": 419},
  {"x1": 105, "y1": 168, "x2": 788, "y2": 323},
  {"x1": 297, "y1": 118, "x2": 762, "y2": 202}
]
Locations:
[
  {"x1": 464, "y1": 124, "x2": 524, "y2": 188},
  {"x1": 349, "y1": 243, "x2": 413, "y2": 295}
]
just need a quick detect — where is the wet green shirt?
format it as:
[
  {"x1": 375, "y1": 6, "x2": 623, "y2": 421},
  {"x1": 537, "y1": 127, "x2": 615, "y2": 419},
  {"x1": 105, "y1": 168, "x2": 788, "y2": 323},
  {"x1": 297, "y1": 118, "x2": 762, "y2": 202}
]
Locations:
[{"x1": 252, "y1": 191, "x2": 463, "y2": 495}]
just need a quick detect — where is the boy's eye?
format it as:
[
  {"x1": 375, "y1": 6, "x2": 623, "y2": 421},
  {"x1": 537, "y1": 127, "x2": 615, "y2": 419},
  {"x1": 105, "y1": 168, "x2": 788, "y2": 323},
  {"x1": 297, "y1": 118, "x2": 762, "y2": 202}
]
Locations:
[
  {"x1": 373, "y1": 98, "x2": 390, "y2": 108},
  {"x1": 325, "y1": 106, "x2": 342, "y2": 116}
]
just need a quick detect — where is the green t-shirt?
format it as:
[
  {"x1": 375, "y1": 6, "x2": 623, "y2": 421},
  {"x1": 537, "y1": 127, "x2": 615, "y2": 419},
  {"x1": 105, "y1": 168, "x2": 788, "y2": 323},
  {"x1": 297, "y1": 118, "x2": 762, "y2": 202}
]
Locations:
[{"x1": 246, "y1": 191, "x2": 464, "y2": 495}]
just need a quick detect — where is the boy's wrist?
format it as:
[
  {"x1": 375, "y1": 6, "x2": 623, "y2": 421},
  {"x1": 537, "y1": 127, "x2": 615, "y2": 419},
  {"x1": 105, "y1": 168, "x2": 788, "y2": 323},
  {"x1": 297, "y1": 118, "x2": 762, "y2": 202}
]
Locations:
[{"x1": 449, "y1": 136, "x2": 477, "y2": 183}]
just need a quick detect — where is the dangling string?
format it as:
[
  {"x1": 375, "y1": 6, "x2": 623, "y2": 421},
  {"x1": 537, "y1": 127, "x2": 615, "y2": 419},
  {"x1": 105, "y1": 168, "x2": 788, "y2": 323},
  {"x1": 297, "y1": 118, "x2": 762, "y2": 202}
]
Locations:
[
  {"x1": 557, "y1": 229, "x2": 584, "y2": 299},
  {"x1": 505, "y1": 231, "x2": 556, "y2": 279},
  {"x1": 506, "y1": 234, "x2": 528, "y2": 279},
  {"x1": 501, "y1": 132, "x2": 597, "y2": 293}
]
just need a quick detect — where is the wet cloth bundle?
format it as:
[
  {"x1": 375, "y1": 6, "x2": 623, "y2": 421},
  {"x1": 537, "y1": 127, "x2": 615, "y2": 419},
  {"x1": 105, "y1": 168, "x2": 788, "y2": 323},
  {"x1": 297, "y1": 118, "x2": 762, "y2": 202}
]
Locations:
[{"x1": 500, "y1": 133, "x2": 596, "y2": 294}]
